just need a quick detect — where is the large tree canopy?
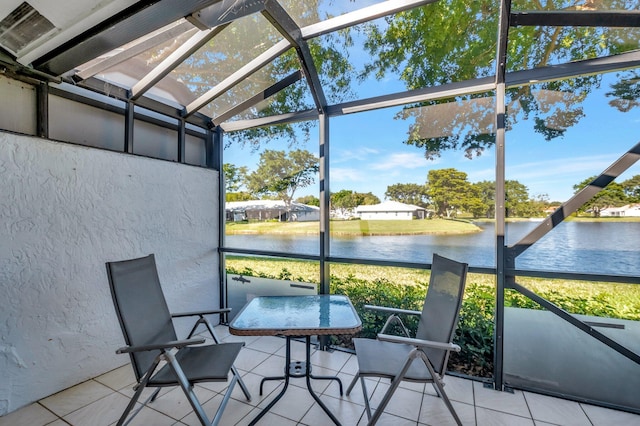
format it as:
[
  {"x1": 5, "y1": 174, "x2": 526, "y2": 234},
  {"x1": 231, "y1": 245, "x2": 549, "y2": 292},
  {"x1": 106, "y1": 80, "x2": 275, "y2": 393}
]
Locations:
[
  {"x1": 360, "y1": 0, "x2": 640, "y2": 158},
  {"x1": 385, "y1": 183, "x2": 430, "y2": 207},
  {"x1": 246, "y1": 149, "x2": 319, "y2": 218},
  {"x1": 426, "y1": 168, "x2": 474, "y2": 217}
]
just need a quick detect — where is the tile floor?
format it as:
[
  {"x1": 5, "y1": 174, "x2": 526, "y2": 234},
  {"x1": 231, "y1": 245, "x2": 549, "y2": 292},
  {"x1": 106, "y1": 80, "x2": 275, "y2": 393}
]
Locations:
[{"x1": 2, "y1": 326, "x2": 640, "y2": 426}]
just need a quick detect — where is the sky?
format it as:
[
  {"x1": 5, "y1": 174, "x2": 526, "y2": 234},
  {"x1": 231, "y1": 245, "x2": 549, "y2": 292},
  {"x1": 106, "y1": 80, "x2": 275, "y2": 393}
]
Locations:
[{"x1": 224, "y1": 69, "x2": 640, "y2": 204}]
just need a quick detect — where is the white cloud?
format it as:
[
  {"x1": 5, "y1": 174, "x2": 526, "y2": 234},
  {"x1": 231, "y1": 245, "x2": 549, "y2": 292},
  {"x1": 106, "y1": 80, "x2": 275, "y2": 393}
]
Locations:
[
  {"x1": 332, "y1": 146, "x2": 380, "y2": 164},
  {"x1": 331, "y1": 167, "x2": 368, "y2": 183},
  {"x1": 507, "y1": 154, "x2": 619, "y2": 181},
  {"x1": 370, "y1": 152, "x2": 435, "y2": 171}
]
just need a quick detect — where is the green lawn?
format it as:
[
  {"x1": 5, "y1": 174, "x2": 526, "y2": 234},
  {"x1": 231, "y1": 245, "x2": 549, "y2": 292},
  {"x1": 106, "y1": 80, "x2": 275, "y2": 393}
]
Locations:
[{"x1": 226, "y1": 218, "x2": 481, "y2": 235}]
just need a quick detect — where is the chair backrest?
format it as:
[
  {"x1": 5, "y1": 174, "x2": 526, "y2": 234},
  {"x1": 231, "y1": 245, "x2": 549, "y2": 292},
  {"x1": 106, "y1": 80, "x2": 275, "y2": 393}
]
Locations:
[
  {"x1": 416, "y1": 253, "x2": 468, "y2": 375},
  {"x1": 106, "y1": 254, "x2": 177, "y2": 381}
]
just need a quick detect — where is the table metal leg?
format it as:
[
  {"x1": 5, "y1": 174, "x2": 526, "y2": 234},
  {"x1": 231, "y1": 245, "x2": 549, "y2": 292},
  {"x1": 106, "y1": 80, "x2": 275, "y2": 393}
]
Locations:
[
  {"x1": 250, "y1": 338, "x2": 292, "y2": 426},
  {"x1": 303, "y1": 336, "x2": 342, "y2": 425},
  {"x1": 249, "y1": 336, "x2": 343, "y2": 425}
]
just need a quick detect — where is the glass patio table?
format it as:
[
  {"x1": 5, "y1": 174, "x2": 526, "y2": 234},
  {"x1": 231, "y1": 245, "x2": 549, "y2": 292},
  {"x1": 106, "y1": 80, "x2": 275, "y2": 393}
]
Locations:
[{"x1": 229, "y1": 294, "x2": 362, "y2": 425}]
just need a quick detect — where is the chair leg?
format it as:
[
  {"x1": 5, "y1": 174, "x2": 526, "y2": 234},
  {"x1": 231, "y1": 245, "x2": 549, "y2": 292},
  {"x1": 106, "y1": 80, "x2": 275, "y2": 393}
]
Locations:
[
  {"x1": 430, "y1": 374, "x2": 462, "y2": 426},
  {"x1": 149, "y1": 388, "x2": 161, "y2": 403},
  {"x1": 361, "y1": 377, "x2": 373, "y2": 420},
  {"x1": 117, "y1": 356, "x2": 162, "y2": 426},
  {"x1": 346, "y1": 373, "x2": 359, "y2": 395},
  {"x1": 211, "y1": 374, "x2": 238, "y2": 426},
  {"x1": 165, "y1": 352, "x2": 211, "y2": 426},
  {"x1": 367, "y1": 354, "x2": 416, "y2": 426},
  {"x1": 418, "y1": 351, "x2": 462, "y2": 426},
  {"x1": 231, "y1": 365, "x2": 252, "y2": 401}
]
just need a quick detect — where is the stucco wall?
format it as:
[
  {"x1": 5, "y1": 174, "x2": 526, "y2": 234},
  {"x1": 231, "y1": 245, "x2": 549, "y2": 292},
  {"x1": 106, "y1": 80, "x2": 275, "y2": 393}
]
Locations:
[{"x1": 0, "y1": 132, "x2": 220, "y2": 415}]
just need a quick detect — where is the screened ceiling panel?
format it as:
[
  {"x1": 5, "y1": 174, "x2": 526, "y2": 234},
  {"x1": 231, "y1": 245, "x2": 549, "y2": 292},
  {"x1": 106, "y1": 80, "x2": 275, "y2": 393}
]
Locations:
[
  {"x1": 403, "y1": 95, "x2": 496, "y2": 143},
  {"x1": 203, "y1": 63, "x2": 282, "y2": 118},
  {"x1": 315, "y1": 7, "x2": 499, "y2": 103},
  {"x1": 92, "y1": 26, "x2": 201, "y2": 101},
  {"x1": 73, "y1": 20, "x2": 197, "y2": 80},
  {"x1": 156, "y1": 13, "x2": 283, "y2": 107},
  {"x1": 221, "y1": 73, "x2": 316, "y2": 122},
  {"x1": 506, "y1": 24, "x2": 640, "y2": 72},
  {"x1": 278, "y1": 0, "x2": 391, "y2": 28}
]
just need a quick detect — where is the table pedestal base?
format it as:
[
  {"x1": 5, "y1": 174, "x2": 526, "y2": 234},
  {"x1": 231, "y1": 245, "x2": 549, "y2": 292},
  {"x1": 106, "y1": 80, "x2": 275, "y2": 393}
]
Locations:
[{"x1": 249, "y1": 336, "x2": 343, "y2": 425}]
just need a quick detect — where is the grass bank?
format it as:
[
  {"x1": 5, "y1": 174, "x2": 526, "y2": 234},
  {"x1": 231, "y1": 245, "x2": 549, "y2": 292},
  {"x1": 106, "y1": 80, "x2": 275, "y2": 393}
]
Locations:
[{"x1": 226, "y1": 218, "x2": 481, "y2": 235}]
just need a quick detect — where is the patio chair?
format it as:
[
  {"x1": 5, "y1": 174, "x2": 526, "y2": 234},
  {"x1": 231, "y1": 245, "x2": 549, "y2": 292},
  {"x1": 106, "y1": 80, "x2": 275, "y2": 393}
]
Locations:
[
  {"x1": 346, "y1": 253, "x2": 468, "y2": 426},
  {"x1": 105, "y1": 254, "x2": 251, "y2": 426}
]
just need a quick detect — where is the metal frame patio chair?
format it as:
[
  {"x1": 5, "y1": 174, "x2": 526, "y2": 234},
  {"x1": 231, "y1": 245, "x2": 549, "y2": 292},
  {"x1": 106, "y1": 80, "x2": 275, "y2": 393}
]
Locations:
[
  {"x1": 106, "y1": 254, "x2": 251, "y2": 426},
  {"x1": 346, "y1": 253, "x2": 468, "y2": 425}
]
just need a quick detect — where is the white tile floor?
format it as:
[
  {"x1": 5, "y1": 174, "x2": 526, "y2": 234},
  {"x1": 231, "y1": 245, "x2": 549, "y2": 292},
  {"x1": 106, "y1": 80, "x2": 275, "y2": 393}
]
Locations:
[{"x1": 2, "y1": 326, "x2": 640, "y2": 426}]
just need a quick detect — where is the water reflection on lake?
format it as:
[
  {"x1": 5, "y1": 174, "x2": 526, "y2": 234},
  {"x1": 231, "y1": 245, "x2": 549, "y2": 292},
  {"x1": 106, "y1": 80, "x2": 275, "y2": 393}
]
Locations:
[{"x1": 226, "y1": 221, "x2": 640, "y2": 276}]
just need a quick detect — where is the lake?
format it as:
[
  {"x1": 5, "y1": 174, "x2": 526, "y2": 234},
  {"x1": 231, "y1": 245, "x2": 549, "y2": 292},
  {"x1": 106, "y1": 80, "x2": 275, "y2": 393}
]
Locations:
[{"x1": 226, "y1": 221, "x2": 640, "y2": 276}]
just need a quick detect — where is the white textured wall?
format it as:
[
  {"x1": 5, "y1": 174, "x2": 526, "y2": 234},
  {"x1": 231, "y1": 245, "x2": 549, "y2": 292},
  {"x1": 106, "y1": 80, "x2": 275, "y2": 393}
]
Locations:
[{"x1": 0, "y1": 132, "x2": 220, "y2": 415}]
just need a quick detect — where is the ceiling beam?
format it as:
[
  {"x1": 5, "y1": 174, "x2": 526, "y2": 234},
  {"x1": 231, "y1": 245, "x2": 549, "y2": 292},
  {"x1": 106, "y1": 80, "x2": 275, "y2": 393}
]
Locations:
[
  {"x1": 220, "y1": 108, "x2": 318, "y2": 132},
  {"x1": 330, "y1": 77, "x2": 496, "y2": 115},
  {"x1": 510, "y1": 10, "x2": 640, "y2": 28},
  {"x1": 506, "y1": 49, "x2": 640, "y2": 86},
  {"x1": 301, "y1": 0, "x2": 439, "y2": 39},
  {"x1": 187, "y1": 0, "x2": 267, "y2": 29},
  {"x1": 263, "y1": 0, "x2": 326, "y2": 113},
  {"x1": 212, "y1": 70, "x2": 302, "y2": 126}
]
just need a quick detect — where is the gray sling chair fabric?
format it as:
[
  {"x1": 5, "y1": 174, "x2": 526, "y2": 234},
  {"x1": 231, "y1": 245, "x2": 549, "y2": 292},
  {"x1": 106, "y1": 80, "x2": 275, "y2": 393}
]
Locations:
[
  {"x1": 106, "y1": 254, "x2": 251, "y2": 426},
  {"x1": 346, "y1": 253, "x2": 468, "y2": 426}
]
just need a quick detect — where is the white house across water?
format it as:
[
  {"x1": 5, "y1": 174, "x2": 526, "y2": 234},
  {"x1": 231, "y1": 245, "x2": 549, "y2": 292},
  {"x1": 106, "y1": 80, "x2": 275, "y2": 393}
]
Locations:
[{"x1": 355, "y1": 201, "x2": 428, "y2": 220}]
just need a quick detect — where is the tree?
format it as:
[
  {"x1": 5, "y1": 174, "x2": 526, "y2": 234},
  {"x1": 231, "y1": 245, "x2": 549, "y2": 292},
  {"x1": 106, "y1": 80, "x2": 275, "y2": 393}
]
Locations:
[
  {"x1": 246, "y1": 149, "x2": 319, "y2": 220},
  {"x1": 573, "y1": 176, "x2": 628, "y2": 216},
  {"x1": 505, "y1": 180, "x2": 531, "y2": 218},
  {"x1": 331, "y1": 190, "x2": 380, "y2": 217},
  {"x1": 296, "y1": 195, "x2": 320, "y2": 207},
  {"x1": 621, "y1": 175, "x2": 640, "y2": 202},
  {"x1": 426, "y1": 168, "x2": 474, "y2": 217},
  {"x1": 361, "y1": 0, "x2": 640, "y2": 158},
  {"x1": 606, "y1": 72, "x2": 640, "y2": 113},
  {"x1": 385, "y1": 183, "x2": 430, "y2": 207},
  {"x1": 471, "y1": 180, "x2": 495, "y2": 218},
  {"x1": 355, "y1": 192, "x2": 381, "y2": 206},
  {"x1": 226, "y1": 192, "x2": 253, "y2": 202},
  {"x1": 222, "y1": 163, "x2": 248, "y2": 193}
]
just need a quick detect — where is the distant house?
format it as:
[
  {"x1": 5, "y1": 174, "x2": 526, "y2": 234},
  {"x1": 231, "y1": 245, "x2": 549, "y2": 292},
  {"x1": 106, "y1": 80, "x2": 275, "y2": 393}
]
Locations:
[
  {"x1": 226, "y1": 200, "x2": 320, "y2": 222},
  {"x1": 355, "y1": 201, "x2": 427, "y2": 220},
  {"x1": 544, "y1": 206, "x2": 561, "y2": 215},
  {"x1": 600, "y1": 204, "x2": 640, "y2": 217}
]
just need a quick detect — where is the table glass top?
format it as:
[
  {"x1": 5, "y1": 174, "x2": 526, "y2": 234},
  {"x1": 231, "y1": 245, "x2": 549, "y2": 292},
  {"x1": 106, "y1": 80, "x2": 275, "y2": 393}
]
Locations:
[{"x1": 229, "y1": 295, "x2": 362, "y2": 334}]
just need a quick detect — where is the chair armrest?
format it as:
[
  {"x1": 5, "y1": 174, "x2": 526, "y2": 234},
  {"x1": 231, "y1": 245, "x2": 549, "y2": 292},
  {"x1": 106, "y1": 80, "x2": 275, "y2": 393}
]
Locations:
[
  {"x1": 116, "y1": 337, "x2": 206, "y2": 354},
  {"x1": 377, "y1": 333, "x2": 461, "y2": 352},
  {"x1": 364, "y1": 305, "x2": 421, "y2": 316},
  {"x1": 171, "y1": 308, "x2": 231, "y2": 318}
]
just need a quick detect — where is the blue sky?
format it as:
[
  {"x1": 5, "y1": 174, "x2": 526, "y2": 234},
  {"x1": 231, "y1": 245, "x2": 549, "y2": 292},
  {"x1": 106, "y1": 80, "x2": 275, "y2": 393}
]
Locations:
[{"x1": 226, "y1": 70, "x2": 639, "y2": 204}]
